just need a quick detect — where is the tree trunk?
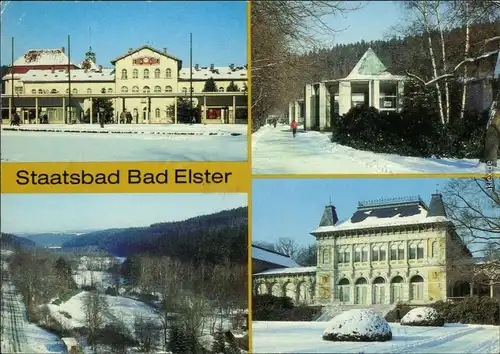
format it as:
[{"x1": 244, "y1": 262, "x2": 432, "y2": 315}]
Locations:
[
  {"x1": 423, "y1": 4, "x2": 446, "y2": 124},
  {"x1": 435, "y1": 3, "x2": 450, "y2": 123},
  {"x1": 460, "y1": 3, "x2": 470, "y2": 120}
]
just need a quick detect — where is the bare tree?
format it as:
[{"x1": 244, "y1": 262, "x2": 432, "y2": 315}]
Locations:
[
  {"x1": 275, "y1": 237, "x2": 302, "y2": 260},
  {"x1": 442, "y1": 178, "x2": 500, "y2": 287},
  {"x1": 83, "y1": 290, "x2": 109, "y2": 352},
  {"x1": 134, "y1": 314, "x2": 160, "y2": 352}
]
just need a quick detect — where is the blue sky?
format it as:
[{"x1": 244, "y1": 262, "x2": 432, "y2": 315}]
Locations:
[
  {"x1": 1, "y1": 193, "x2": 247, "y2": 234},
  {"x1": 252, "y1": 178, "x2": 452, "y2": 247},
  {"x1": 0, "y1": 1, "x2": 247, "y2": 68}
]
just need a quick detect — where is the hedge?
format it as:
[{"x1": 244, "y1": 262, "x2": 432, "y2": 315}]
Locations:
[{"x1": 253, "y1": 294, "x2": 322, "y2": 321}]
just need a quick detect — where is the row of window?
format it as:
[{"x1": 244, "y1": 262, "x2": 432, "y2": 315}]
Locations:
[
  {"x1": 323, "y1": 242, "x2": 436, "y2": 264},
  {"x1": 30, "y1": 88, "x2": 113, "y2": 94},
  {"x1": 27, "y1": 86, "x2": 234, "y2": 95},
  {"x1": 121, "y1": 68, "x2": 172, "y2": 80}
]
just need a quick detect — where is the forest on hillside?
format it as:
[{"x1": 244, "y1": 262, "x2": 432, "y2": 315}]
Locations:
[
  {"x1": 62, "y1": 207, "x2": 248, "y2": 265},
  {"x1": 0, "y1": 232, "x2": 36, "y2": 250}
]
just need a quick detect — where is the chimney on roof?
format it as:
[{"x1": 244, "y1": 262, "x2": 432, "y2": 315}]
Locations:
[
  {"x1": 61, "y1": 47, "x2": 65, "y2": 53},
  {"x1": 427, "y1": 193, "x2": 447, "y2": 218},
  {"x1": 319, "y1": 204, "x2": 339, "y2": 227},
  {"x1": 51, "y1": 67, "x2": 55, "y2": 73},
  {"x1": 195, "y1": 64, "x2": 199, "y2": 71},
  {"x1": 163, "y1": 48, "x2": 167, "y2": 54},
  {"x1": 128, "y1": 48, "x2": 133, "y2": 53},
  {"x1": 210, "y1": 64, "x2": 214, "y2": 70},
  {"x1": 98, "y1": 65, "x2": 103, "y2": 72},
  {"x1": 229, "y1": 63, "x2": 235, "y2": 71}
]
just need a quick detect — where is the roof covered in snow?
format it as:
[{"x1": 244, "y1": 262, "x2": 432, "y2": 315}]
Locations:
[
  {"x1": 254, "y1": 266, "x2": 316, "y2": 276},
  {"x1": 13, "y1": 49, "x2": 76, "y2": 67},
  {"x1": 20, "y1": 68, "x2": 115, "y2": 82},
  {"x1": 343, "y1": 48, "x2": 404, "y2": 80},
  {"x1": 252, "y1": 245, "x2": 300, "y2": 268},
  {"x1": 312, "y1": 194, "x2": 450, "y2": 234},
  {"x1": 179, "y1": 66, "x2": 247, "y2": 81}
]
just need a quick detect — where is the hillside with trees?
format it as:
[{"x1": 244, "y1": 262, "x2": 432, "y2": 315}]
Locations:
[
  {"x1": 61, "y1": 207, "x2": 248, "y2": 265},
  {"x1": 0, "y1": 232, "x2": 36, "y2": 250}
]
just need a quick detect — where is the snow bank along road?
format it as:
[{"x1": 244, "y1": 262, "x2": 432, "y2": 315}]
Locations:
[
  {"x1": 252, "y1": 125, "x2": 497, "y2": 174},
  {"x1": 252, "y1": 321, "x2": 500, "y2": 353},
  {"x1": 1, "y1": 124, "x2": 247, "y2": 162}
]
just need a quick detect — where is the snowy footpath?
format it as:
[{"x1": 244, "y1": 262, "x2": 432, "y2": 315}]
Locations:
[
  {"x1": 252, "y1": 321, "x2": 500, "y2": 353},
  {"x1": 1, "y1": 124, "x2": 247, "y2": 162},
  {"x1": 252, "y1": 125, "x2": 497, "y2": 174},
  {"x1": 1, "y1": 282, "x2": 66, "y2": 353}
]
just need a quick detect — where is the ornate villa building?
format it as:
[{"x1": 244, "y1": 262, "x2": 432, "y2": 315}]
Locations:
[
  {"x1": 253, "y1": 194, "x2": 499, "y2": 307},
  {"x1": 1, "y1": 45, "x2": 247, "y2": 124}
]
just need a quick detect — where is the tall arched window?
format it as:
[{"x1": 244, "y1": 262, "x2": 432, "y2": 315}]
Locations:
[
  {"x1": 166, "y1": 68, "x2": 172, "y2": 78},
  {"x1": 431, "y1": 241, "x2": 438, "y2": 258},
  {"x1": 143, "y1": 69, "x2": 150, "y2": 79},
  {"x1": 409, "y1": 244, "x2": 417, "y2": 259},
  {"x1": 322, "y1": 248, "x2": 330, "y2": 263},
  {"x1": 361, "y1": 247, "x2": 368, "y2": 262},
  {"x1": 372, "y1": 246, "x2": 379, "y2": 261},
  {"x1": 410, "y1": 275, "x2": 424, "y2": 300},
  {"x1": 398, "y1": 244, "x2": 405, "y2": 260},
  {"x1": 121, "y1": 86, "x2": 128, "y2": 93},
  {"x1": 165, "y1": 86, "x2": 173, "y2": 92},
  {"x1": 354, "y1": 247, "x2": 362, "y2": 262},
  {"x1": 154, "y1": 86, "x2": 161, "y2": 93},
  {"x1": 417, "y1": 243, "x2": 424, "y2": 259},
  {"x1": 132, "y1": 86, "x2": 139, "y2": 93},
  {"x1": 154, "y1": 68, "x2": 160, "y2": 79},
  {"x1": 155, "y1": 108, "x2": 160, "y2": 118},
  {"x1": 121, "y1": 69, "x2": 127, "y2": 79},
  {"x1": 133, "y1": 69, "x2": 138, "y2": 79},
  {"x1": 143, "y1": 86, "x2": 150, "y2": 93}
]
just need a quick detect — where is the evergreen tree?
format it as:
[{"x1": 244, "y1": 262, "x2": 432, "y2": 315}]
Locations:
[
  {"x1": 226, "y1": 81, "x2": 239, "y2": 92},
  {"x1": 168, "y1": 324, "x2": 179, "y2": 353},
  {"x1": 224, "y1": 340, "x2": 241, "y2": 354},
  {"x1": 212, "y1": 325, "x2": 226, "y2": 353},
  {"x1": 203, "y1": 77, "x2": 218, "y2": 92}
]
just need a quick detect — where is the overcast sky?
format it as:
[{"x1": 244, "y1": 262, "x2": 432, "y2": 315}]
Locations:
[{"x1": 1, "y1": 193, "x2": 247, "y2": 234}]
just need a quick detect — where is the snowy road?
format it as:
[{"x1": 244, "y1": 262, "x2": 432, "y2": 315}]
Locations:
[
  {"x1": 252, "y1": 321, "x2": 500, "y2": 353},
  {"x1": 252, "y1": 125, "x2": 497, "y2": 174},
  {"x1": 1, "y1": 124, "x2": 247, "y2": 162},
  {"x1": 1, "y1": 264, "x2": 66, "y2": 353}
]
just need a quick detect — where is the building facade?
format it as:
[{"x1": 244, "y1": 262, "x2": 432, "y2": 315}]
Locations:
[
  {"x1": 253, "y1": 194, "x2": 499, "y2": 307},
  {"x1": 2, "y1": 45, "x2": 248, "y2": 124}
]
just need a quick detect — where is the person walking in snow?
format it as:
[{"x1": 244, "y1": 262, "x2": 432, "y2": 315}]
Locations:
[
  {"x1": 395, "y1": 308, "x2": 401, "y2": 322},
  {"x1": 290, "y1": 119, "x2": 298, "y2": 137}
]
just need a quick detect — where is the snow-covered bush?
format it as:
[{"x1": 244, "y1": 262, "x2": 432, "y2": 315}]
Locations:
[
  {"x1": 322, "y1": 309, "x2": 392, "y2": 342},
  {"x1": 400, "y1": 307, "x2": 444, "y2": 327}
]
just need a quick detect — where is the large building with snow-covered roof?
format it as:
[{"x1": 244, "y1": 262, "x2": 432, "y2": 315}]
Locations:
[
  {"x1": 253, "y1": 193, "x2": 498, "y2": 307},
  {"x1": 2, "y1": 45, "x2": 247, "y2": 124}
]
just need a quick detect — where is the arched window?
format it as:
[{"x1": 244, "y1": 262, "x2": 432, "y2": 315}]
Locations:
[
  {"x1": 121, "y1": 69, "x2": 127, "y2": 79},
  {"x1": 165, "y1": 86, "x2": 173, "y2": 92},
  {"x1": 166, "y1": 68, "x2": 172, "y2": 78},
  {"x1": 417, "y1": 243, "x2": 424, "y2": 259},
  {"x1": 390, "y1": 275, "x2": 404, "y2": 303},
  {"x1": 398, "y1": 244, "x2": 405, "y2": 260},
  {"x1": 338, "y1": 278, "x2": 350, "y2": 303},
  {"x1": 390, "y1": 245, "x2": 398, "y2": 260},
  {"x1": 362, "y1": 247, "x2": 369, "y2": 262},
  {"x1": 355, "y1": 278, "x2": 368, "y2": 305},
  {"x1": 372, "y1": 277, "x2": 386, "y2": 304},
  {"x1": 66, "y1": 88, "x2": 70, "y2": 93},
  {"x1": 72, "y1": 88, "x2": 78, "y2": 94},
  {"x1": 132, "y1": 86, "x2": 139, "y2": 93},
  {"x1": 31, "y1": 89, "x2": 36, "y2": 94},
  {"x1": 409, "y1": 244, "x2": 417, "y2": 259},
  {"x1": 218, "y1": 87, "x2": 224, "y2": 92},
  {"x1": 38, "y1": 89, "x2": 43, "y2": 94},
  {"x1": 322, "y1": 248, "x2": 329, "y2": 263},
  {"x1": 155, "y1": 108, "x2": 160, "y2": 118},
  {"x1": 143, "y1": 69, "x2": 149, "y2": 79},
  {"x1": 372, "y1": 246, "x2": 379, "y2": 262},
  {"x1": 154, "y1": 86, "x2": 161, "y2": 93},
  {"x1": 410, "y1": 275, "x2": 424, "y2": 300},
  {"x1": 101, "y1": 88, "x2": 106, "y2": 94},
  {"x1": 87, "y1": 88, "x2": 92, "y2": 94},
  {"x1": 380, "y1": 247, "x2": 386, "y2": 261},
  {"x1": 133, "y1": 69, "x2": 138, "y2": 79},
  {"x1": 121, "y1": 86, "x2": 128, "y2": 93},
  {"x1": 143, "y1": 86, "x2": 150, "y2": 93},
  {"x1": 354, "y1": 247, "x2": 361, "y2": 262},
  {"x1": 154, "y1": 68, "x2": 160, "y2": 79},
  {"x1": 182, "y1": 87, "x2": 187, "y2": 94},
  {"x1": 431, "y1": 241, "x2": 438, "y2": 258}
]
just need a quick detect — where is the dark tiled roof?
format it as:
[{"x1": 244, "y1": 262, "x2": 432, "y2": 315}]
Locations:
[
  {"x1": 319, "y1": 205, "x2": 339, "y2": 227},
  {"x1": 351, "y1": 197, "x2": 427, "y2": 224},
  {"x1": 427, "y1": 193, "x2": 447, "y2": 217}
]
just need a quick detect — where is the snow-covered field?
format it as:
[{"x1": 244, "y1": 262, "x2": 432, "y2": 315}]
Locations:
[
  {"x1": 46, "y1": 291, "x2": 160, "y2": 332},
  {"x1": 1, "y1": 283, "x2": 66, "y2": 353},
  {"x1": 1, "y1": 124, "x2": 247, "y2": 162},
  {"x1": 72, "y1": 270, "x2": 114, "y2": 290},
  {"x1": 252, "y1": 321, "x2": 500, "y2": 353},
  {"x1": 252, "y1": 124, "x2": 498, "y2": 174}
]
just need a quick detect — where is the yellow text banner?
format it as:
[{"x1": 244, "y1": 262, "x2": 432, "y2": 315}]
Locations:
[{"x1": 1, "y1": 162, "x2": 250, "y2": 193}]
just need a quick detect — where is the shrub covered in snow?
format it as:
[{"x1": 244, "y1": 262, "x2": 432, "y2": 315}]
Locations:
[
  {"x1": 401, "y1": 307, "x2": 444, "y2": 327},
  {"x1": 322, "y1": 309, "x2": 392, "y2": 342}
]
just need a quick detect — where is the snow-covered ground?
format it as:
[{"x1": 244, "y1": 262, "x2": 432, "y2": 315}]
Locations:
[
  {"x1": 252, "y1": 124, "x2": 498, "y2": 174},
  {"x1": 1, "y1": 124, "x2": 247, "y2": 162},
  {"x1": 1, "y1": 282, "x2": 66, "y2": 353},
  {"x1": 252, "y1": 321, "x2": 500, "y2": 353},
  {"x1": 46, "y1": 291, "x2": 160, "y2": 333},
  {"x1": 72, "y1": 270, "x2": 114, "y2": 290}
]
